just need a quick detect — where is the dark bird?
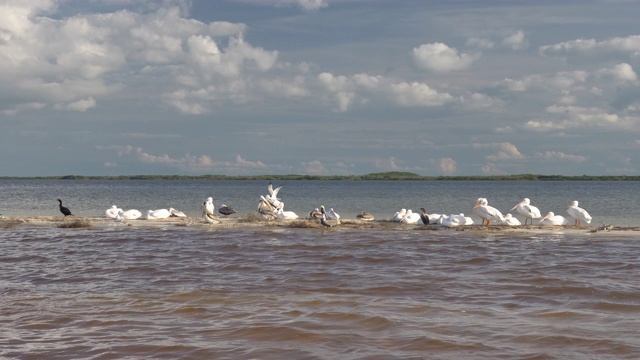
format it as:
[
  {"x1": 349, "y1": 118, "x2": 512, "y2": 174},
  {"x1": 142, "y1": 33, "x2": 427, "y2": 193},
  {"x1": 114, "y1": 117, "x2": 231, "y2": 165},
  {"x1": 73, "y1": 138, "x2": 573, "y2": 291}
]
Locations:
[
  {"x1": 57, "y1": 199, "x2": 73, "y2": 217},
  {"x1": 419, "y1": 208, "x2": 430, "y2": 225},
  {"x1": 308, "y1": 207, "x2": 323, "y2": 221},
  {"x1": 218, "y1": 204, "x2": 236, "y2": 217},
  {"x1": 320, "y1": 205, "x2": 339, "y2": 227}
]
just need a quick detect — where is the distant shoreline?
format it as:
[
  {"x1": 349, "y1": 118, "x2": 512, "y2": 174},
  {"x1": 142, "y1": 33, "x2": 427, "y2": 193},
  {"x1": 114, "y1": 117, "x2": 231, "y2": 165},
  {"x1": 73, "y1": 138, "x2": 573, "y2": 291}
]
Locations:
[{"x1": 2, "y1": 172, "x2": 640, "y2": 181}]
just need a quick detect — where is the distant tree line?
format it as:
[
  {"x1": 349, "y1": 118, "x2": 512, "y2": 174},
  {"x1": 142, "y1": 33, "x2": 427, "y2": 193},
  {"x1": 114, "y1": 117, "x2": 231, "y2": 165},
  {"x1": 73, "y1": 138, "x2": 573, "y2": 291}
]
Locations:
[{"x1": 2, "y1": 172, "x2": 640, "y2": 181}]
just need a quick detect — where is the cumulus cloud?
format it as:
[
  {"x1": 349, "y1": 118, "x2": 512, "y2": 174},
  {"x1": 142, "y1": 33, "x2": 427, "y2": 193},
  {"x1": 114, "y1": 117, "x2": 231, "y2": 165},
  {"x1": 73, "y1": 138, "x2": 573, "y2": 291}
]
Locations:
[
  {"x1": 539, "y1": 34, "x2": 640, "y2": 58},
  {"x1": 502, "y1": 30, "x2": 528, "y2": 50},
  {"x1": 534, "y1": 151, "x2": 587, "y2": 162},
  {"x1": 318, "y1": 72, "x2": 454, "y2": 111},
  {"x1": 472, "y1": 142, "x2": 524, "y2": 161},
  {"x1": 410, "y1": 42, "x2": 479, "y2": 73},
  {"x1": 595, "y1": 63, "x2": 638, "y2": 82},
  {"x1": 439, "y1": 158, "x2": 457, "y2": 175},
  {"x1": 297, "y1": 0, "x2": 328, "y2": 11},
  {"x1": 525, "y1": 105, "x2": 619, "y2": 131}
]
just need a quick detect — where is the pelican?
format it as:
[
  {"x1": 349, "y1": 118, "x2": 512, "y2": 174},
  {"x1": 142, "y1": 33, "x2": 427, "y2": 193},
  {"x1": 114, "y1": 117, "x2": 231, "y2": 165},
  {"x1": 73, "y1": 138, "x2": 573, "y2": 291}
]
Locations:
[
  {"x1": 440, "y1": 214, "x2": 462, "y2": 227},
  {"x1": 392, "y1": 209, "x2": 407, "y2": 222},
  {"x1": 419, "y1": 208, "x2": 430, "y2": 225},
  {"x1": 320, "y1": 206, "x2": 340, "y2": 227},
  {"x1": 459, "y1": 213, "x2": 474, "y2": 225},
  {"x1": 428, "y1": 213, "x2": 444, "y2": 224},
  {"x1": 115, "y1": 209, "x2": 142, "y2": 220},
  {"x1": 400, "y1": 209, "x2": 422, "y2": 224},
  {"x1": 510, "y1": 198, "x2": 541, "y2": 225},
  {"x1": 105, "y1": 205, "x2": 122, "y2": 219},
  {"x1": 202, "y1": 197, "x2": 215, "y2": 217},
  {"x1": 169, "y1": 208, "x2": 187, "y2": 217},
  {"x1": 275, "y1": 202, "x2": 298, "y2": 219},
  {"x1": 308, "y1": 208, "x2": 323, "y2": 221},
  {"x1": 472, "y1": 198, "x2": 505, "y2": 226},
  {"x1": 265, "y1": 182, "x2": 283, "y2": 209},
  {"x1": 257, "y1": 196, "x2": 277, "y2": 220},
  {"x1": 147, "y1": 209, "x2": 171, "y2": 220},
  {"x1": 356, "y1": 212, "x2": 374, "y2": 221},
  {"x1": 566, "y1": 200, "x2": 592, "y2": 227},
  {"x1": 503, "y1": 213, "x2": 521, "y2": 226},
  {"x1": 327, "y1": 208, "x2": 341, "y2": 222},
  {"x1": 539, "y1": 211, "x2": 568, "y2": 226},
  {"x1": 57, "y1": 199, "x2": 73, "y2": 217},
  {"x1": 218, "y1": 204, "x2": 236, "y2": 217}
]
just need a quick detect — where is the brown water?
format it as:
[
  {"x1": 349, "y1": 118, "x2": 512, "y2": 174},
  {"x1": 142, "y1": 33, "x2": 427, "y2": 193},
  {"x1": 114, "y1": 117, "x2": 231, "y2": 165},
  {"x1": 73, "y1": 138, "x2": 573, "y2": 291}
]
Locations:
[{"x1": 2, "y1": 225, "x2": 640, "y2": 359}]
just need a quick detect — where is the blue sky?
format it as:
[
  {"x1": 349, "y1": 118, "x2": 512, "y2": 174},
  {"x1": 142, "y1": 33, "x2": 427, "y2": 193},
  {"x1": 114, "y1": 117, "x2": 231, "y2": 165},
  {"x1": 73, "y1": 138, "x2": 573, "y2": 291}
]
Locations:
[{"x1": 2, "y1": 0, "x2": 640, "y2": 176}]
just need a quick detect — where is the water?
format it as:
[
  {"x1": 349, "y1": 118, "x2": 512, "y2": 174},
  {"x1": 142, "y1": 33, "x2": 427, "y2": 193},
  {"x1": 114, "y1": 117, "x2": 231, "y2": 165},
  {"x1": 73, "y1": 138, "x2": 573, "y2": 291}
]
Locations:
[{"x1": 2, "y1": 180, "x2": 640, "y2": 359}]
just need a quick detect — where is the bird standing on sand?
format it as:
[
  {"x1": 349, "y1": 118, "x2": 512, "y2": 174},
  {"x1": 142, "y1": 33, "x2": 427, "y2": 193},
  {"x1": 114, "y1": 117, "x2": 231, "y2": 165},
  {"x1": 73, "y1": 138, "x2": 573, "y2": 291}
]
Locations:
[
  {"x1": 510, "y1": 198, "x2": 541, "y2": 225},
  {"x1": 472, "y1": 198, "x2": 505, "y2": 226},
  {"x1": 419, "y1": 208, "x2": 430, "y2": 225},
  {"x1": 566, "y1": 200, "x2": 592, "y2": 227},
  {"x1": 202, "y1": 197, "x2": 219, "y2": 223},
  {"x1": 57, "y1": 199, "x2": 72, "y2": 217},
  {"x1": 218, "y1": 204, "x2": 237, "y2": 217}
]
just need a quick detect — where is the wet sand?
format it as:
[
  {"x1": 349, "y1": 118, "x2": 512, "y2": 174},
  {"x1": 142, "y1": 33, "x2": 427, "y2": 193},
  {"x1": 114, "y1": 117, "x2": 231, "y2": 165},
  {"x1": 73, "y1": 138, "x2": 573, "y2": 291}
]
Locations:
[{"x1": 1, "y1": 215, "x2": 637, "y2": 237}]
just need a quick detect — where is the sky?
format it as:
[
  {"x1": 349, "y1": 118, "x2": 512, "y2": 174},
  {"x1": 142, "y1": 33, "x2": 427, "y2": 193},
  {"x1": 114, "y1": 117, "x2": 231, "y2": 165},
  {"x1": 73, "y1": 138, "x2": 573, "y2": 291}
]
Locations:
[{"x1": 2, "y1": 0, "x2": 640, "y2": 176}]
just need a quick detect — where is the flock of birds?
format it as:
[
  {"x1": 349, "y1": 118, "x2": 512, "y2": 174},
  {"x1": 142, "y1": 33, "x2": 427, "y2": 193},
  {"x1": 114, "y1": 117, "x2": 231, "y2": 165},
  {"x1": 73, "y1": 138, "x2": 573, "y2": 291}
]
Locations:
[{"x1": 56, "y1": 184, "x2": 593, "y2": 228}]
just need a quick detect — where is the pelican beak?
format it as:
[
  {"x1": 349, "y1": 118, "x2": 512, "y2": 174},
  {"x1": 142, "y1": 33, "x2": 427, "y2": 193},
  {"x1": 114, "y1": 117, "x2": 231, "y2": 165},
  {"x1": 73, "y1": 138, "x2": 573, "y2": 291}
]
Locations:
[
  {"x1": 471, "y1": 200, "x2": 481, "y2": 211},
  {"x1": 510, "y1": 201, "x2": 523, "y2": 211},
  {"x1": 539, "y1": 214, "x2": 549, "y2": 224}
]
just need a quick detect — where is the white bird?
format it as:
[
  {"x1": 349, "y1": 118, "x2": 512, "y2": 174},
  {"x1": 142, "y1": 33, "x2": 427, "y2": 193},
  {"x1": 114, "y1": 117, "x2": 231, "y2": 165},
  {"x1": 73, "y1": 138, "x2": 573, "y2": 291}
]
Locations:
[
  {"x1": 539, "y1": 211, "x2": 569, "y2": 226},
  {"x1": 265, "y1": 182, "x2": 283, "y2": 209},
  {"x1": 428, "y1": 213, "x2": 444, "y2": 224},
  {"x1": 392, "y1": 209, "x2": 407, "y2": 222},
  {"x1": 203, "y1": 197, "x2": 219, "y2": 223},
  {"x1": 440, "y1": 214, "x2": 462, "y2": 227},
  {"x1": 510, "y1": 198, "x2": 541, "y2": 225},
  {"x1": 105, "y1": 205, "x2": 123, "y2": 219},
  {"x1": 400, "y1": 209, "x2": 422, "y2": 224},
  {"x1": 327, "y1": 208, "x2": 341, "y2": 221},
  {"x1": 115, "y1": 209, "x2": 142, "y2": 220},
  {"x1": 147, "y1": 208, "x2": 171, "y2": 220},
  {"x1": 460, "y1": 213, "x2": 474, "y2": 225},
  {"x1": 503, "y1": 213, "x2": 521, "y2": 226},
  {"x1": 169, "y1": 207, "x2": 187, "y2": 217},
  {"x1": 472, "y1": 198, "x2": 505, "y2": 226},
  {"x1": 566, "y1": 200, "x2": 592, "y2": 227},
  {"x1": 274, "y1": 202, "x2": 298, "y2": 219}
]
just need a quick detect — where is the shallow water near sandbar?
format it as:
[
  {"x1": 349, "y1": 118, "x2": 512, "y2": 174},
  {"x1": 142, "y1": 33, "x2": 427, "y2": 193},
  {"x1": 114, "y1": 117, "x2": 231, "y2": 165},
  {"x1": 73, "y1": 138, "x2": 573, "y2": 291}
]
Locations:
[{"x1": 2, "y1": 224, "x2": 640, "y2": 359}]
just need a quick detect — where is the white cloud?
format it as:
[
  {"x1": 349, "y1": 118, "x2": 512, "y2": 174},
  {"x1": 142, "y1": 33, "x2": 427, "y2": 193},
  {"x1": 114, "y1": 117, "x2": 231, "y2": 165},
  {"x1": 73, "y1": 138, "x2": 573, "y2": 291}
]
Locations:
[
  {"x1": 502, "y1": 30, "x2": 528, "y2": 50},
  {"x1": 534, "y1": 151, "x2": 587, "y2": 162},
  {"x1": 525, "y1": 105, "x2": 619, "y2": 131},
  {"x1": 595, "y1": 63, "x2": 638, "y2": 82},
  {"x1": 539, "y1": 34, "x2": 640, "y2": 58},
  {"x1": 58, "y1": 97, "x2": 96, "y2": 112},
  {"x1": 410, "y1": 42, "x2": 479, "y2": 73},
  {"x1": 318, "y1": 72, "x2": 453, "y2": 111},
  {"x1": 472, "y1": 142, "x2": 524, "y2": 161},
  {"x1": 439, "y1": 158, "x2": 457, "y2": 175},
  {"x1": 297, "y1": 0, "x2": 328, "y2": 11}
]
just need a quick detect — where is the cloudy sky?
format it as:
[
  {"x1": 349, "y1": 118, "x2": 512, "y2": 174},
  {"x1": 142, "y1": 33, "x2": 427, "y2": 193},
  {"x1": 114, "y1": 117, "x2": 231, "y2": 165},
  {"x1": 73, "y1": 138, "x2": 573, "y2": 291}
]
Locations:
[{"x1": 2, "y1": 0, "x2": 640, "y2": 176}]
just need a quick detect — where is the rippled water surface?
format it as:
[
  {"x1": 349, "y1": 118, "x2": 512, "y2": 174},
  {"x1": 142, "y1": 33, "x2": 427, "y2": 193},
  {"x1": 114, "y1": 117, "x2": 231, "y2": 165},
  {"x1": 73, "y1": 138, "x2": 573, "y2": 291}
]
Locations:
[{"x1": 2, "y1": 225, "x2": 640, "y2": 359}]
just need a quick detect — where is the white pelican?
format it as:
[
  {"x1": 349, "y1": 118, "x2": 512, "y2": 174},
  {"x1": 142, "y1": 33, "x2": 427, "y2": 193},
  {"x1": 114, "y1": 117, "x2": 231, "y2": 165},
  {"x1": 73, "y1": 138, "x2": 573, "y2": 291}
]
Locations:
[
  {"x1": 147, "y1": 209, "x2": 171, "y2": 220},
  {"x1": 356, "y1": 212, "x2": 374, "y2": 221},
  {"x1": 539, "y1": 212, "x2": 568, "y2": 226},
  {"x1": 510, "y1": 198, "x2": 541, "y2": 225},
  {"x1": 440, "y1": 214, "x2": 461, "y2": 227},
  {"x1": 327, "y1": 208, "x2": 341, "y2": 222},
  {"x1": 566, "y1": 200, "x2": 592, "y2": 227},
  {"x1": 400, "y1": 209, "x2": 422, "y2": 224},
  {"x1": 392, "y1": 209, "x2": 407, "y2": 222},
  {"x1": 428, "y1": 213, "x2": 444, "y2": 224},
  {"x1": 276, "y1": 207, "x2": 299, "y2": 220},
  {"x1": 105, "y1": 205, "x2": 123, "y2": 219},
  {"x1": 265, "y1": 182, "x2": 283, "y2": 209},
  {"x1": 218, "y1": 204, "x2": 236, "y2": 217},
  {"x1": 116, "y1": 209, "x2": 142, "y2": 220},
  {"x1": 503, "y1": 213, "x2": 521, "y2": 226},
  {"x1": 202, "y1": 197, "x2": 219, "y2": 223},
  {"x1": 472, "y1": 198, "x2": 505, "y2": 226},
  {"x1": 169, "y1": 208, "x2": 187, "y2": 217}
]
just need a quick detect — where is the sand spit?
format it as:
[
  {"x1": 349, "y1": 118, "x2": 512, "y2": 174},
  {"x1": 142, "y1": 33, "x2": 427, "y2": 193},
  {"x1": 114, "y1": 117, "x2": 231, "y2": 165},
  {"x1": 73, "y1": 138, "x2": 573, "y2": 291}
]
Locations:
[{"x1": 1, "y1": 214, "x2": 638, "y2": 237}]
